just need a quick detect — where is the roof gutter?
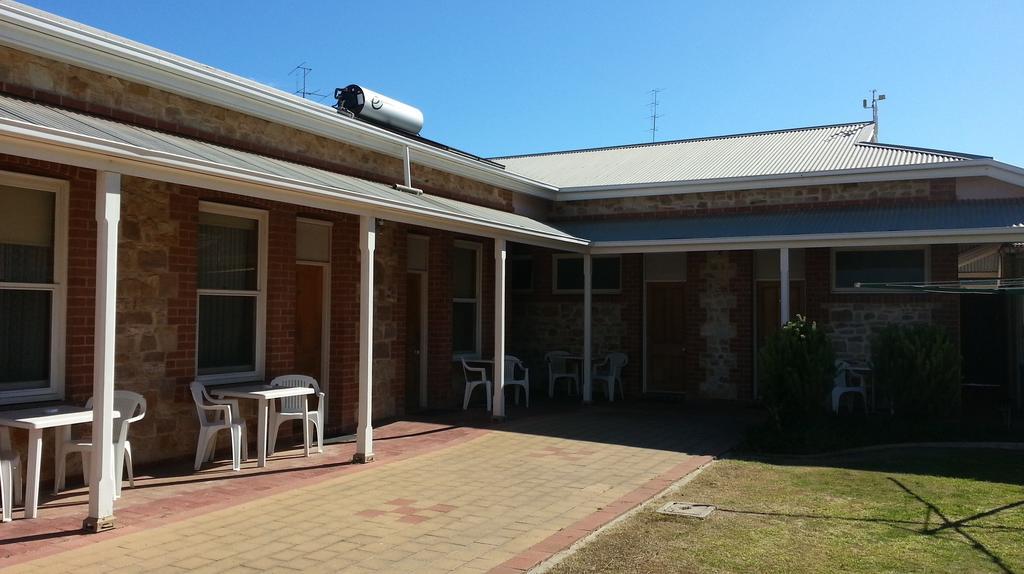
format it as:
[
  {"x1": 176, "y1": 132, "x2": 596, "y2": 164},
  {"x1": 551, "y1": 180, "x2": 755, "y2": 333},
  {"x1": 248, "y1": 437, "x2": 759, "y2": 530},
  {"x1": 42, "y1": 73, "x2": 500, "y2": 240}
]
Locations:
[
  {"x1": 554, "y1": 160, "x2": 1024, "y2": 201},
  {"x1": 588, "y1": 226, "x2": 1024, "y2": 254},
  {"x1": 0, "y1": 117, "x2": 588, "y2": 251},
  {"x1": 0, "y1": 2, "x2": 559, "y2": 200}
]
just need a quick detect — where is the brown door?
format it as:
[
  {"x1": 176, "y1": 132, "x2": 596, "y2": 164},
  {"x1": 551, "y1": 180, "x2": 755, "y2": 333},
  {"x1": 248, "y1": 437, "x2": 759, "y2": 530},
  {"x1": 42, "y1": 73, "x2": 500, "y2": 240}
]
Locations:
[
  {"x1": 294, "y1": 264, "x2": 325, "y2": 380},
  {"x1": 405, "y1": 273, "x2": 423, "y2": 410},
  {"x1": 645, "y1": 281, "x2": 687, "y2": 393},
  {"x1": 756, "y1": 281, "x2": 806, "y2": 346}
]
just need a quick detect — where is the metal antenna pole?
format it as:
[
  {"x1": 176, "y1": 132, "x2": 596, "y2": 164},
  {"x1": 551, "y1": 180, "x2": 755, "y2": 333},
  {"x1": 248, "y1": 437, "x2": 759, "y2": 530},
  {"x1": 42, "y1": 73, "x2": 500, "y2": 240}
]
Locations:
[
  {"x1": 290, "y1": 63, "x2": 327, "y2": 101},
  {"x1": 648, "y1": 88, "x2": 664, "y2": 143},
  {"x1": 862, "y1": 89, "x2": 886, "y2": 143}
]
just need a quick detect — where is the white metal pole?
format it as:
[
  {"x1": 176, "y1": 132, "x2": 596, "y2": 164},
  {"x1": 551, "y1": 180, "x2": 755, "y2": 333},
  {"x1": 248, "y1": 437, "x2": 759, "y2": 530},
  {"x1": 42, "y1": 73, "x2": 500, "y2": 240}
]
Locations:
[
  {"x1": 403, "y1": 146, "x2": 412, "y2": 189},
  {"x1": 780, "y1": 247, "x2": 791, "y2": 325},
  {"x1": 583, "y1": 253, "x2": 593, "y2": 403},
  {"x1": 354, "y1": 215, "x2": 375, "y2": 463},
  {"x1": 493, "y1": 238, "x2": 506, "y2": 419},
  {"x1": 85, "y1": 171, "x2": 120, "y2": 532}
]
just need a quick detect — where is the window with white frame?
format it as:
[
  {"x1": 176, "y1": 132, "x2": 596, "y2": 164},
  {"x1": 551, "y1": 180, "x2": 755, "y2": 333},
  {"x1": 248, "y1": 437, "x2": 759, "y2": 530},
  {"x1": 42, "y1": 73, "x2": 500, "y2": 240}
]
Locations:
[
  {"x1": 196, "y1": 202, "x2": 267, "y2": 381},
  {"x1": 0, "y1": 173, "x2": 67, "y2": 403},
  {"x1": 451, "y1": 241, "x2": 481, "y2": 357},
  {"x1": 553, "y1": 254, "x2": 621, "y2": 293},
  {"x1": 832, "y1": 247, "x2": 928, "y2": 291}
]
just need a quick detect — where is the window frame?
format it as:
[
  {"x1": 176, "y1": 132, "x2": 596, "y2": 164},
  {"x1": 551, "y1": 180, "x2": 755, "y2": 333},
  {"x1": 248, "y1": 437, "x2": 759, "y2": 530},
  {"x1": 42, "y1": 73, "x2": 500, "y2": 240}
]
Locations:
[
  {"x1": 552, "y1": 254, "x2": 622, "y2": 294},
  {"x1": 451, "y1": 240, "x2": 482, "y2": 359},
  {"x1": 0, "y1": 170, "x2": 68, "y2": 405},
  {"x1": 195, "y1": 201, "x2": 268, "y2": 384},
  {"x1": 830, "y1": 246, "x2": 930, "y2": 293}
]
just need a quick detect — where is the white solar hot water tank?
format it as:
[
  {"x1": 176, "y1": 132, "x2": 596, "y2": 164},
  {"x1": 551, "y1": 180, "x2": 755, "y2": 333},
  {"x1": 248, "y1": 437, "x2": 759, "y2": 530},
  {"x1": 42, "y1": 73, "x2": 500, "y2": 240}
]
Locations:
[{"x1": 335, "y1": 84, "x2": 424, "y2": 135}]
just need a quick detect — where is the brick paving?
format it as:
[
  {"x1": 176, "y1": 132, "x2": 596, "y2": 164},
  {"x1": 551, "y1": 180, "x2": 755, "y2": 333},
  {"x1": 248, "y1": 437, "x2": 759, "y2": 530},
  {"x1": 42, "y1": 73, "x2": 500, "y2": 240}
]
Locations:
[{"x1": 0, "y1": 404, "x2": 749, "y2": 573}]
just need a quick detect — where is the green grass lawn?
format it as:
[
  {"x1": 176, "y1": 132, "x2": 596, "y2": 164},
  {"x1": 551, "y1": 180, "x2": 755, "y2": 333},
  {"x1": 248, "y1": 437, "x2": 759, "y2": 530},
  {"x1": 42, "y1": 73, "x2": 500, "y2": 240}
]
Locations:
[{"x1": 550, "y1": 448, "x2": 1024, "y2": 574}]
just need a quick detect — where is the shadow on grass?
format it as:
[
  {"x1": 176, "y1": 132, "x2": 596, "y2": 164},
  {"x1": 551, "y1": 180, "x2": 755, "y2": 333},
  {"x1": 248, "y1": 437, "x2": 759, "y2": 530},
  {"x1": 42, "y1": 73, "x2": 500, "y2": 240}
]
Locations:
[
  {"x1": 890, "y1": 477, "x2": 1020, "y2": 574},
  {"x1": 705, "y1": 476, "x2": 1022, "y2": 574}
]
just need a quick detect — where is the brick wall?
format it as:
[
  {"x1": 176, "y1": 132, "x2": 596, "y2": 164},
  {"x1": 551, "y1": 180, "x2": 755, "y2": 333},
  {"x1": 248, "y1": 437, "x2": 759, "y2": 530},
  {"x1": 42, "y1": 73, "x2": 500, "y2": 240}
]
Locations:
[{"x1": 0, "y1": 160, "x2": 433, "y2": 470}]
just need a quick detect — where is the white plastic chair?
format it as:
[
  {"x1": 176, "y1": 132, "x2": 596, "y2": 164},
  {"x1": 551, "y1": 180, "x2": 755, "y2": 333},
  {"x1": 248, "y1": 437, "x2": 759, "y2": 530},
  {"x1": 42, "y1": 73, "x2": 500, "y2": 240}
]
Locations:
[
  {"x1": 832, "y1": 360, "x2": 867, "y2": 413},
  {"x1": 267, "y1": 375, "x2": 324, "y2": 456},
  {"x1": 55, "y1": 390, "x2": 146, "y2": 498},
  {"x1": 504, "y1": 355, "x2": 530, "y2": 407},
  {"x1": 189, "y1": 381, "x2": 248, "y2": 471},
  {"x1": 592, "y1": 352, "x2": 628, "y2": 402},
  {"x1": 0, "y1": 447, "x2": 22, "y2": 523},
  {"x1": 460, "y1": 358, "x2": 492, "y2": 411},
  {"x1": 546, "y1": 351, "x2": 579, "y2": 398}
]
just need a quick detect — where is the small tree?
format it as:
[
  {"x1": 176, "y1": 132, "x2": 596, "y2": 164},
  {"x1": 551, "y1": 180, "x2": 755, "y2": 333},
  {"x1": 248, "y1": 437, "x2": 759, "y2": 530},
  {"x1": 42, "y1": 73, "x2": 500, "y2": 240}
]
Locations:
[
  {"x1": 871, "y1": 324, "x2": 961, "y2": 420},
  {"x1": 758, "y1": 315, "x2": 836, "y2": 429}
]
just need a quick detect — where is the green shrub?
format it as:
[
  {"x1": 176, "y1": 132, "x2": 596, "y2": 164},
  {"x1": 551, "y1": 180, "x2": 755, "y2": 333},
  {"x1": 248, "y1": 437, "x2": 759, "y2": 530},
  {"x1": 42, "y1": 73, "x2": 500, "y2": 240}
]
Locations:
[
  {"x1": 870, "y1": 324, "x2": 961, "y2": 420},
  {"x1": 758, "y1": 315, "x2": 836, "y2": 428}
]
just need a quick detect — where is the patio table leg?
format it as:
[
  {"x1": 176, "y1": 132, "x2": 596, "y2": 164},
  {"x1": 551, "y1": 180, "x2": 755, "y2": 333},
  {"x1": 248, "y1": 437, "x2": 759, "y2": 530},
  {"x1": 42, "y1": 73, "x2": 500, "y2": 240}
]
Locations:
[
  {"x1": 302, "y1": 396, "x2": 310, "y2": 458},
  {"x1": 24, "y1": 428, "x2": 43, "y2": 519},
  {"x1": 54, "y1": 425, "x2": 70, "y2": 494},
  {"x1": 256, "y1": 397, "x2": 268, "y2": 468}
]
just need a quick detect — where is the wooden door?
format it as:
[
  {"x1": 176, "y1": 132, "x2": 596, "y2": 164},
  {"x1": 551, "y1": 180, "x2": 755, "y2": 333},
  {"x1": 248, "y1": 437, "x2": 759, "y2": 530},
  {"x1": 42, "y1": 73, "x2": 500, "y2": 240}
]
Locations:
[
  {"x1": 645, "y1": 282, "x2": 687, "y2": 393},
  {"x1": 405, "y1": 273, "x2": 423, "y2": 410},
  {"x1": 294, "y1": 264, "x2": 324, "y2": 380},
  {"x1": 757, "y1": 281, "x2": 806, "y2": 346}
]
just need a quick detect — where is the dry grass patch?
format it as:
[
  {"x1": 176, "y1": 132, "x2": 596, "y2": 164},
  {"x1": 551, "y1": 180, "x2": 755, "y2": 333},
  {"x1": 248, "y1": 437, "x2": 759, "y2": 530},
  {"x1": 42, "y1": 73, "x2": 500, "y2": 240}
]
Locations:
[{"x1": 551, "y1": 448, "x2": 1024, "y2": 574}]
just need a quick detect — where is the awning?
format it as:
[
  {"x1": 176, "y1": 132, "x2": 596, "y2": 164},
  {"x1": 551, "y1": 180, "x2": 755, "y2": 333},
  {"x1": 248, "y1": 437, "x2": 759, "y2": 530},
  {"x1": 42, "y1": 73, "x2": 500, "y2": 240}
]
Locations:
[
  {"x1": 0, "y1": 94, "x2": 587, "y2": 250},
  {"x1": 558, "y1": 201, "x2": 1024, "y2": 253}
]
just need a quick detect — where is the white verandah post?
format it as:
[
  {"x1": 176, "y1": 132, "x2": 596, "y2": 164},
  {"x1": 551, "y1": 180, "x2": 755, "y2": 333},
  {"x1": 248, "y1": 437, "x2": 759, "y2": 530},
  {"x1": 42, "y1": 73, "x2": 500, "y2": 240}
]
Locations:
[
  {"x1": 780, "y1": 247, "x2": 791, "y2": 325},
  {"x1": 492, "y1": 238, "x2": 507, "y2": 420},
  {"x1": 85, "y1": 171, "x2": 120, "y2": 532},
  {"x1": 354, "y1": 215, "x2": 375, "y2": 463},
  {"x1": 582, "y1": 253, "x2": 593, "y2": 403}
]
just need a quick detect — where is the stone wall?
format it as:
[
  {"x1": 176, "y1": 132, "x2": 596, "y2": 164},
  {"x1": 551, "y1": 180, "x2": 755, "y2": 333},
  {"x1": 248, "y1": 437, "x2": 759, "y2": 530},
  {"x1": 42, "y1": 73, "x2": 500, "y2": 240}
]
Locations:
[
  {"x1": 0, "y1": 45, "x2": 514, "y2": 211},
  {"x1": 551, "y1": 179, "x2": 955, "y2": 221},
  {"x1": 507, "y1": 248, "x2": 643, "y2": 398},
  {"x1": 370, "y1": 221, "x2": 408, "y2": 420},
  {"x1": 805, "y1": 245, "x2": 960, "y2": 364}
]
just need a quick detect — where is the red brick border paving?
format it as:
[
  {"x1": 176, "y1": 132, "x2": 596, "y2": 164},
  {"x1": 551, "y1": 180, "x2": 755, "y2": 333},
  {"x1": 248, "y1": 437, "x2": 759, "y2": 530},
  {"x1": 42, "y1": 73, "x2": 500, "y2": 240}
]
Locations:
[
  {"x1": 488, "y1": 435, "x2": 734, "y2": 574},
  {"x1": 0, "y1": 421, "x2": 490, "y2": 568}
]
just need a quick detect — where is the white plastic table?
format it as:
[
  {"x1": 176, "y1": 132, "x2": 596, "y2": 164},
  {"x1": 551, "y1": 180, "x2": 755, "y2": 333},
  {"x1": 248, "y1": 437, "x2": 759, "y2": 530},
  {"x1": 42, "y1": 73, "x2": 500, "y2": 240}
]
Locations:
[
  {"x1": 211, "y1": 384, "x2": 313, "y2": 468},
  {"x1": 0, "y1": 405, "x2": 119, "y2": 519}
]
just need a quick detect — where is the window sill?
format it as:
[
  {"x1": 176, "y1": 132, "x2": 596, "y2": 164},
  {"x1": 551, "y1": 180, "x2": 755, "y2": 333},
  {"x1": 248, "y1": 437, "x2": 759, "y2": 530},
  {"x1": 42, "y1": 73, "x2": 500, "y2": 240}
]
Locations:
[{"x1": 0, "y1": 391, "x2": 63, "y2": 407}]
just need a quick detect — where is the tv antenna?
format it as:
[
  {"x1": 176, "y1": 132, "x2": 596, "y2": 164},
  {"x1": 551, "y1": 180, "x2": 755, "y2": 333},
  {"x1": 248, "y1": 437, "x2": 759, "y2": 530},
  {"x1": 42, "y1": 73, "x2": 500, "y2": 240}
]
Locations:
[
  {"x1": 648, "y1": 88, "x2": 664, "y2": 142},
  {"x1": 862, "y1": 89, "x2": 886, "y2": 142},
  {"x1": 290, "y1": 63, "x2": 327, "y2": 101}
]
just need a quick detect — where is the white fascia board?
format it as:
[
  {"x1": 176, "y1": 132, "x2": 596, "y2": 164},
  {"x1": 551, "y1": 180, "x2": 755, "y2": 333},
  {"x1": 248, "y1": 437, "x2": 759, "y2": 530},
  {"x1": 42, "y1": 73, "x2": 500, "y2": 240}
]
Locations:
[
  {"x1": 555, "y1": 160, "x2": 1024, "y2": 201},
  {"x1": 0, "y1": 119, "x2": 586, "y2": 251},
  {"x1": 588, "y1": 227, "x2": 1024, "y2": 254},
  {"x1": 0, "y1": 3, "x2": 558, "y2": 200}
]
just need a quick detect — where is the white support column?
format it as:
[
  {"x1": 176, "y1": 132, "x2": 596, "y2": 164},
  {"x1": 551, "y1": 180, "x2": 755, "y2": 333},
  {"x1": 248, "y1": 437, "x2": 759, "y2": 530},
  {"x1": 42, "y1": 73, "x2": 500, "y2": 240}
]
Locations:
[
  {"x1": 354, "y1": 215, "x2": 376, "y2": 463},
  {"x1": 85, "y1": 171, "x2": 120, "y2": 533},
  {"x1": 492, "y1": 239, "x2": 507, "y2": 419},
  {"x1": 780, "y1": 247, "x2": 791, "y2": 325},
  {"x1": 582, "y1": 253, "x2": 593, "y2": 403}
]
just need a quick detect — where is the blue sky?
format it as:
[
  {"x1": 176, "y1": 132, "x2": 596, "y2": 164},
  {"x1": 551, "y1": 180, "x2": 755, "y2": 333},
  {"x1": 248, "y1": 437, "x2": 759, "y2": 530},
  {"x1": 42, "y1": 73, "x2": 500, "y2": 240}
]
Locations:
[{"x1": 28, "y1": 0, "x2": 1024, "y2": 166}]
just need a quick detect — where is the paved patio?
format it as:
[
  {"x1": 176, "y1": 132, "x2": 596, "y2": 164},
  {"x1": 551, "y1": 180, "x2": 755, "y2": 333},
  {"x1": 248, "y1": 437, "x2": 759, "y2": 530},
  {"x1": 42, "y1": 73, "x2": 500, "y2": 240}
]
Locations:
[{"x1": 0, "y1": 403, "x2": 750, "y2": 573}]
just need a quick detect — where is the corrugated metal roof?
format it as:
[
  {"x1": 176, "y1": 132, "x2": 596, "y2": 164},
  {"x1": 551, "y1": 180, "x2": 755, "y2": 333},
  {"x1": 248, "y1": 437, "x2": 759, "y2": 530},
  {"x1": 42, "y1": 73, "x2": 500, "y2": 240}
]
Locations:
[
  {"x1": 555, "y1": 200, "x2": 1024, "y2": 244},
  {"x1": 494, "y1": 123, "x2": 987, "y2": 189},
  {"x1": 0, "y1": 94, "x2": 582, "y2": 244}
]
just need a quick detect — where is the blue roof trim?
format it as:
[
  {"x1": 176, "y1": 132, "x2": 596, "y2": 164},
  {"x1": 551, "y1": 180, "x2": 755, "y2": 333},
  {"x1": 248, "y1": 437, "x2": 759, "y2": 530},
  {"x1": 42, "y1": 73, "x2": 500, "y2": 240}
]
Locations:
[{"x1": 556, "y1": 200, "x2": 1024, "y2": 243}]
